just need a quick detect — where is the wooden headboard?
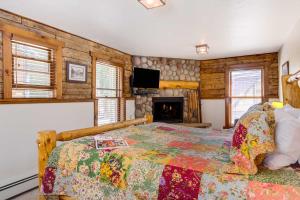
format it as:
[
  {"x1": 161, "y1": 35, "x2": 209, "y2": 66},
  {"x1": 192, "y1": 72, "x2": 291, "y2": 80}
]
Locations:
[{"x1": 282, "y1": 75, "x2": 300, "y2": 108}]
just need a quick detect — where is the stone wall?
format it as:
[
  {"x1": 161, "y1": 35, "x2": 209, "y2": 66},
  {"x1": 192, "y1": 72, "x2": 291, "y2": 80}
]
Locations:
[
  {"x1": 133, "y1": 56, "x2": 200, "y2": 122},
  {"x1": 0, "y1": 10, "x2": 132, "y2": 99}
]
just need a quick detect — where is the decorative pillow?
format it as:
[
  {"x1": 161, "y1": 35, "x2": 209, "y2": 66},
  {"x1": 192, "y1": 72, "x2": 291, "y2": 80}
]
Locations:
[
  {"x1": 228, "y1": 108, "x2": 275, "y2": 175},
  {"x1": 247, "y1": 102, "x2": 273, "y2": 112}
]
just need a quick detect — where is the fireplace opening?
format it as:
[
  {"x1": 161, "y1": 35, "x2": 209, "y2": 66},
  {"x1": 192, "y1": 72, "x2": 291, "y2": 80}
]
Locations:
[{"x1": 152, "y1": 97, "x2": 184, "y2": 123}]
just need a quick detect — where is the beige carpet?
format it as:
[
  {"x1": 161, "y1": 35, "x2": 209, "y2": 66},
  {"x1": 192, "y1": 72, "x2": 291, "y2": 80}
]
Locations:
[{"x1": 10, "y1": 189, "x2": 38, "y2": 200}]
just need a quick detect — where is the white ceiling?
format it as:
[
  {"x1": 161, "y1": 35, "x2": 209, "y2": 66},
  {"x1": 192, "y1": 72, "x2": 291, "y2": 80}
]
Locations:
[{"x1": 1, "y1": 0, "x2": 300, "y2": 60}]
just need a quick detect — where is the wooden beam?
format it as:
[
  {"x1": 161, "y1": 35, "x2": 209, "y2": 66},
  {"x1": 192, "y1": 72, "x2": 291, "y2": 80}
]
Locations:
[
  {"x1": 2, "y1": 31, "x2": 13, "y2": 99},
  {"x1": 91, "y1": 55, "x2": 97, "y2": 99},
  {"x1": 55, "y1": 47, "x2": 63, "y2": 99},
  {"x1": 159, "y1": 80, "x2": 199, "y2": 90}
]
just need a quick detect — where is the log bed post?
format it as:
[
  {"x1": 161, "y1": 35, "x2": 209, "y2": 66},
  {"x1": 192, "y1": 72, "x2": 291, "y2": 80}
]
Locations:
[
  {"x1": 37, "y1": 115, "x2": 153, "y2": 199},
  {"x1": 37, "y1": 130, "x2": 57, "y2": 200}
]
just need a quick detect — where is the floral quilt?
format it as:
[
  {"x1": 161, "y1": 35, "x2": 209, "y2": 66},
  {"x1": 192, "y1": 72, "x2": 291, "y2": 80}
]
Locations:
[
  {"x1": 229, "y1": 109, "x2": 275, "y2": 175},
  {"x1": 42, "y1": 123, "x2": 300, "y2": 200}
]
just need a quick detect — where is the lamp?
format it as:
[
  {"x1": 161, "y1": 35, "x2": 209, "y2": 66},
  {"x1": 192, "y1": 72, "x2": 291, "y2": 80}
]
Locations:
[
  {"x1": 196, "y1": 44, "x2": 209, "y2": 54},
  {"x1": 138, "y1": 0, "x2": 166, "y2": 9}
]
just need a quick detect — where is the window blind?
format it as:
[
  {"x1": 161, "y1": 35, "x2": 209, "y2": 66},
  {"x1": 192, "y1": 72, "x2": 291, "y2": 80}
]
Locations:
[
  {"x1": 231, "y1": 69, "x2": 262, "y2": 97},
  {"x1": 98, "y1": 98, "x2": 118, "y2": 125},
  {"x1": 96, "y1": 62, "x2": 122, "y2": 125},
  {"x1": 230, "y1": 69, "x2": 262, "y2": 124},
  {"x1": 11, "y1": 40, "x2": 55, "y2": 98}
]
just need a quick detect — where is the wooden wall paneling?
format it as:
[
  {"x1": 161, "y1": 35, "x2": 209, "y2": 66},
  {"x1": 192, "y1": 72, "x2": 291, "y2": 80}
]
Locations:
[
  {"x1": 0, "y1": 22, "x2": 64, "y2": 48},
  {"x1": 200, "y1": 53, "x2": 279, "y2": 100},
  {"x1": 0, "y1": 9, "x2": 133, "y2": 101}
]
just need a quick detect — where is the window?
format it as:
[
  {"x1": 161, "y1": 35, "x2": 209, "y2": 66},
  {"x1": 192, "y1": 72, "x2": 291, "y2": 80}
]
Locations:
[
  {"x1": 229, "y1": 68, "x2": 263, "y2": 125},
  {"x1": 12, "y1": 40, "x2": 55, "y2": 98},
  {"x1": 96, "y1": 62, "x2": 123, "y2": 125},
  {"x1": 2, "y1": 23, "x2": 63, "y2": 100}
]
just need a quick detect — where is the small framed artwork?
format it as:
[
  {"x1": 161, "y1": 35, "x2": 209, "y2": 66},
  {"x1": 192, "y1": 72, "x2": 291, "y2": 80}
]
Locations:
[
  {"x1": 66, "y1": 62, "x2": 87, "y2": 83},
  {"x1": 282, "y1": 61, "x2": 290, "y2": 76}
]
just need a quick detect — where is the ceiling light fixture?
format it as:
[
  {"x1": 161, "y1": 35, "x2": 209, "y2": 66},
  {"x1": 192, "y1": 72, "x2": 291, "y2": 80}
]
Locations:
[
  {"x1": 196, "y1": 44, "x2": 209, "y2": 54},
  {"x1": 138, "y1": 0, "x2": 166, "y2": 9}
]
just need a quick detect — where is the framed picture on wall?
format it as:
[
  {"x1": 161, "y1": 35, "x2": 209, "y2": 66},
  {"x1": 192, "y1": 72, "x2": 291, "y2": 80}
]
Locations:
[
  {"x1": 282, "y1": 61, "x2": 290, "y2": 76},
  {"x1": 66, "y1": 62, "x2": 87, "y2": 83}
]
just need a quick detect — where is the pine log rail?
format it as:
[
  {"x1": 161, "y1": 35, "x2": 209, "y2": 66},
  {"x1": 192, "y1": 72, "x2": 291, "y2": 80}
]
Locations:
[
  {"x1": 159, "y1": 80, "x2": 199, "y2": 89},
  {"x1": 37, "y1": 114, "x2": 153, "y2": 200}
]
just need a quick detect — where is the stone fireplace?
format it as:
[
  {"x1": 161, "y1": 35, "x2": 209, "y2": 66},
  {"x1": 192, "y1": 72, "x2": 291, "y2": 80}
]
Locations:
[
  {"x1": 152, "y1": 97, "x2": 184, "y2": 123},
  {"x1": 133, "y1": 56, "x2": 200, "y2": 122}
]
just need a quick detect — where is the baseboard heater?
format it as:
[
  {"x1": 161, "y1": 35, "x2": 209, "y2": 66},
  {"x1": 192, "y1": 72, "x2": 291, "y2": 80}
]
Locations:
[{"x1": 0, "y1": 174, "x2": 38, "y2": 199}]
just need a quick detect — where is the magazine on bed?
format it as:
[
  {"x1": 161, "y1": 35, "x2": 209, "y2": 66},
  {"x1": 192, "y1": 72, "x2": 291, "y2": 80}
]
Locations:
[{"x1": 94, "y1": 136, "x2": 129, "y2": 150}]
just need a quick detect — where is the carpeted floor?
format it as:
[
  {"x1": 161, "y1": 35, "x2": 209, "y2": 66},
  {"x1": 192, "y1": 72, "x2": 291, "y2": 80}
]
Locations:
[{"x1": 9, "y1": 188, "x2": 38, "y2": 200}]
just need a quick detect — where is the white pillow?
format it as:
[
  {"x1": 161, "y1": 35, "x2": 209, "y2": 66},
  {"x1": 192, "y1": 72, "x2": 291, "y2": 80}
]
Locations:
[
  {"x1": 264, "y1": 117, "x2": 300, "y2": 170},
  {"x1": 264, "y1": 153, "x2": 296, "y2": 170},
  {"x1": 274, "y1": 108, "x2": 295, "y2": 122},
  {"x1": 283, "y1": 104, "x2": 300, "y2": 118}
]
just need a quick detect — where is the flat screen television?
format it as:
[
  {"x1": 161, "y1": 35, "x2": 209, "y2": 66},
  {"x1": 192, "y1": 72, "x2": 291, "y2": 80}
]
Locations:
[{"x1": 132, "y1": 67, "x2": 160, "y2": 88}]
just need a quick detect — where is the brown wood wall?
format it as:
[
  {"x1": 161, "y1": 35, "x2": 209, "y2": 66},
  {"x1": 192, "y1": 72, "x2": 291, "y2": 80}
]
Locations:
[
  {"x1": 0, "y1": 10, "x2": 280, "y2": 102},
  {"x1": 0, "y1": 9, "x2": 132, "y2": 100},
  {"x1": 200, "y1": 53, "x2": 279, "y2": 99}
]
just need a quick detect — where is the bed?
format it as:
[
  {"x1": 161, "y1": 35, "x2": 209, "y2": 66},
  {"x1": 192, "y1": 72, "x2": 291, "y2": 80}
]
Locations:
[{"x1": 37, "y1": 74, "x2": 300, "y2": 200}]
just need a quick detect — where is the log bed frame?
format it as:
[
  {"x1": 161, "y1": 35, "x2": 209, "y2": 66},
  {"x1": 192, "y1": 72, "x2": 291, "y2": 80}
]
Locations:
[
  {"x1": 36, "y1": 73, "x2": 300, "y2": 200},
  {"x1": 37, "y1": 114, "x2": 153, "y2": 200}
]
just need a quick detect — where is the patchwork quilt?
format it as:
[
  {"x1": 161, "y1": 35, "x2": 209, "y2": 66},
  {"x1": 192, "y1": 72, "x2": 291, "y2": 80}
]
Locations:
[{"x1": 42, "y1": 123, "x2": 300, "y2": 200}]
